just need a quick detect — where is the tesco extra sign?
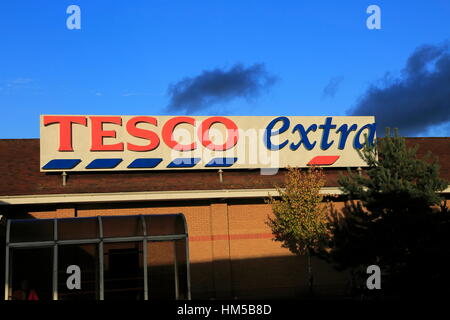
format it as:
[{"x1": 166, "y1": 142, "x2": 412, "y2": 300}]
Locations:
[{"x1": 40, "y1": 115, "x2": 376, "y2": 172}]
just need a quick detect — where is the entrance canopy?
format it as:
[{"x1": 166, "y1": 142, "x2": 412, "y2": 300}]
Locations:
[{"x1": 4, "y1": 214, "x2": 190, "y2": 300}]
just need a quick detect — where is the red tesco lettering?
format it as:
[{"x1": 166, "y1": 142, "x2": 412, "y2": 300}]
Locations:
[{"x1": 43, "y1": 115, "x2": 239, "y2": 152}]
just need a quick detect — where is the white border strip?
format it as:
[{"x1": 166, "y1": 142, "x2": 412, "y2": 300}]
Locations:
[
  {"x1": 0, "y1": 187, "x2": 344, "y2": 205},
  {"x1": 1, "y1": 186, "x2": 448, "y2": 205}
]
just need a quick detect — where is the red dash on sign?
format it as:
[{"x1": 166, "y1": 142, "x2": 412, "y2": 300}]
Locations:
[{"x1": 307, "y1": 155, "x2": 340, "y2": 166}]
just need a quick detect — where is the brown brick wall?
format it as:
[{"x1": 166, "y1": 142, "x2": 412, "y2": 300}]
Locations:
[
  {"x1": 15, "y1": 199, "x2": 351, "y2": 299},
  {"x1": 30, "y1": 206, "x2": 75, "y2": 219},
  {"x1": 208, "y1": 203, "x2": 233, "y2": 298},
  {"x1": 227, "y1": 203, "x2": 349, "y2": 298}
]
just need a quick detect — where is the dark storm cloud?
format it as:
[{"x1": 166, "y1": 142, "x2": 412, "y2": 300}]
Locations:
[
  {"x1": 349, "y1": 43, "x2": 450, "y2": 136},
  {"x1": 166, "y1": 63, "x2": 278, "y2": 113},
  {"x1": 322, "y1": 76, "x2": 344, "y2": 99}
]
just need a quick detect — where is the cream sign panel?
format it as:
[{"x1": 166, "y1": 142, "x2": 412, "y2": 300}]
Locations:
[{"x1": 40, "y1": 115, "x2": 376, "y2": 171}]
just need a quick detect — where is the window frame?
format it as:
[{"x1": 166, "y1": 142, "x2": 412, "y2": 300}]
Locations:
[{"x1": 4, "y1": 214, "x2": 191, "y2": 301}]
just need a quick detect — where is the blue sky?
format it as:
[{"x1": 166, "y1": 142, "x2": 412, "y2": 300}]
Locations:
[{"x1": 1, "y1": 0, "x2": 449, "y2": 138}]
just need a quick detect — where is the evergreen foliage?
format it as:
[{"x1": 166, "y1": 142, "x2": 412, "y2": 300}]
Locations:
[{"x1": 327, "y1": 128, "x2": 450, "y2": 298}]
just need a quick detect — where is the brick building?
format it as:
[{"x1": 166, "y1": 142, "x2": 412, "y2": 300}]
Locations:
[{"x1": 1, "y1": 136, "x2": 449, "y2": 300}]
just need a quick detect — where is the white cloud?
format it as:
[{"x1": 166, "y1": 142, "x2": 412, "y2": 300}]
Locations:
[
  {"x1": 0, "y1": 77, "x2": 36, "y2": 94},
  {"x1": 11, "y1": 78, "x2": 33, "y2": 84}
]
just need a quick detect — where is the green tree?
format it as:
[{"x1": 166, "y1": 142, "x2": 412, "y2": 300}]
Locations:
[
  {"x1": 327, "y1": 129, "x2": 449, "y2": 297},
  {"x1": 266, "y1": 167, "x2": 329, "y2": 295}
]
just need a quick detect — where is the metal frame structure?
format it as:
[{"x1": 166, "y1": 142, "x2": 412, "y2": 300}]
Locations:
[{"x1": 4, "y1": 214, "x2": 191, "y2": 300}]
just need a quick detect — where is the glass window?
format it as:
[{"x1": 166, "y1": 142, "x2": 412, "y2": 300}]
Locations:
[
  {"x1": 58, "y1": 244, "x2": 99, "y2": 300},
  {"x1": 5, "y1": 214, "x2": 189, "y2": 300},
  {"x1": 58, "y1": 217, "x2": 99, "y2": 240},
  {"x1": 9, "y1": 247, "x2": 53, "y2": 300},
  {"x1": 102, "y1": 216, "x2": 144, "y2": 238},
  {"x1": 145, "y1": 214, "x2": 186, "y2": 236},
  {"x1": 10, "y1": 219, "x2": 54, "y2": 243},
  {"x1": 103, "y1": 242, "x2": 144, "y2": 300},
  {"x1": 147, "y1": 241, "x2": 176, "y2": 299}
]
